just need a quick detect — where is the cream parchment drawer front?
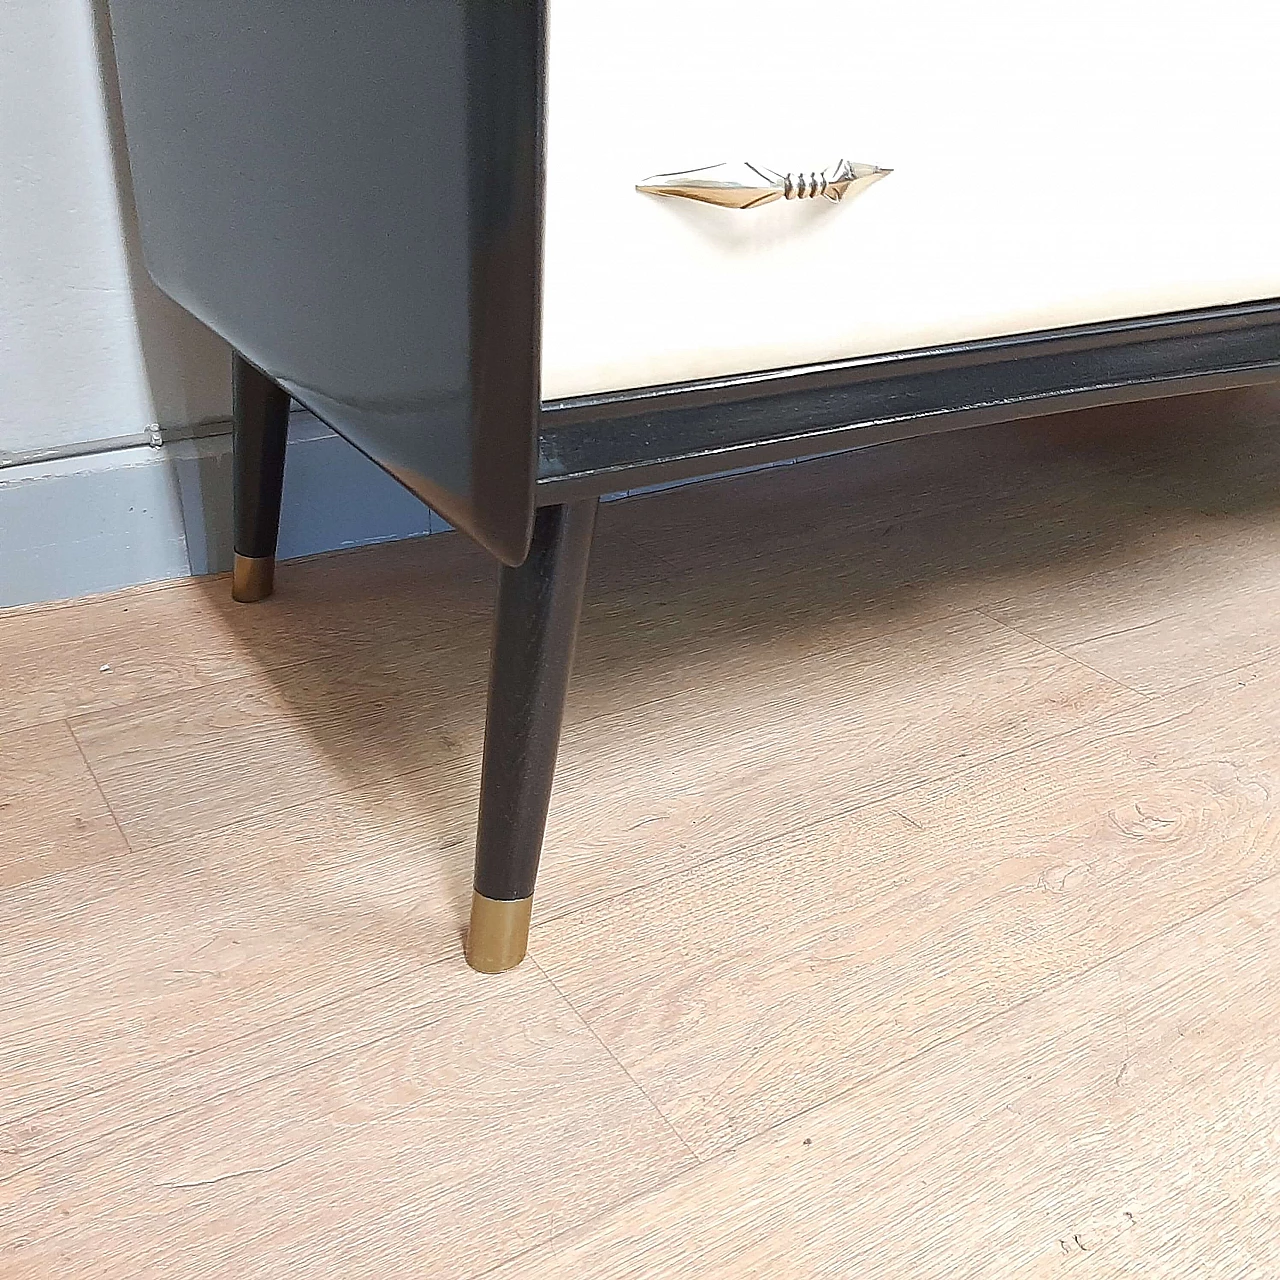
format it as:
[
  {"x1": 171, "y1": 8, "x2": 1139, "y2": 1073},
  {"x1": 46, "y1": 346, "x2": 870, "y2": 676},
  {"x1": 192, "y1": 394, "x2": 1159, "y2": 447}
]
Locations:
[{"x1": 541, "y1": 0, "x2": 1280, "y2": 399}]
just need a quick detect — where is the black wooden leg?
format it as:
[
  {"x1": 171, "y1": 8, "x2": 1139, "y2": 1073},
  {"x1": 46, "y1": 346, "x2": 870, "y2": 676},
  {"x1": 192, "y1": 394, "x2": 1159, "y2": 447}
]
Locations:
[
  {"x1": 231, "y1": 352, "x2": 291, "y2": 602},
  {"x1": 466, "y1": 499, "x2": 599, "y2": 973}
]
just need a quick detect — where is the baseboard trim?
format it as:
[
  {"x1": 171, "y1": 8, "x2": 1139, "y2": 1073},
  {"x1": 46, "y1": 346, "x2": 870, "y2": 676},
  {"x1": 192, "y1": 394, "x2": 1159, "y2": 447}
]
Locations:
[
  {"x1": 0, "y1": 412, "x2": 440, "y2": 609},
  {"x1": 0, "y1": 410, "x2": 769, "y2": 609}
]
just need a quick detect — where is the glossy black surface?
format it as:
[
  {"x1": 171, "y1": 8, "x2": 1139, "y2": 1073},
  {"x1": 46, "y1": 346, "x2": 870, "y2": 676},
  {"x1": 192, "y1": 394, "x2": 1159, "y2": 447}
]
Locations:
[
  {"x1": 106, "y1": 4, "x2": 1280, "y2": 556},
  {"x1": 106, "y1": 0, "x2": 544, "y2": 565},
  {"x1": 473, "y1": 501, "x2": 598, "y2": 903},
  {"x1": 232, "y1": 354, "x2": 290, "y2": 561},
  {"x1": 538, "y1": 300, "x2": 1280, "y2": 501}
]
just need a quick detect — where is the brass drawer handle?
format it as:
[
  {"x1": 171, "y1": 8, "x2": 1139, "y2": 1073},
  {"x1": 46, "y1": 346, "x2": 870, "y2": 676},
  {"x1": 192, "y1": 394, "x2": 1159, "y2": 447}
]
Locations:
[{"x1": 637, "y1": 159, "x2": 891, "y2": 210}]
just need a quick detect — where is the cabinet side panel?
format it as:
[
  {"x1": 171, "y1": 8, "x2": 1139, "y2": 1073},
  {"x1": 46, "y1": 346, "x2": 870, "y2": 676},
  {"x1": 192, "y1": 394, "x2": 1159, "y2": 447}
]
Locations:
[{"x1": 106, "y1": 0, "x2": 540, "y2": 562}]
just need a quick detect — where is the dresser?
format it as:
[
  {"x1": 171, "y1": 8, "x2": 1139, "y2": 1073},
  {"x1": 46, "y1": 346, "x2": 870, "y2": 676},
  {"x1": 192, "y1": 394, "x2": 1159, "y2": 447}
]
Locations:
[{"x1": 105, "y1": 0, "x2": 1280, "y2": 970}]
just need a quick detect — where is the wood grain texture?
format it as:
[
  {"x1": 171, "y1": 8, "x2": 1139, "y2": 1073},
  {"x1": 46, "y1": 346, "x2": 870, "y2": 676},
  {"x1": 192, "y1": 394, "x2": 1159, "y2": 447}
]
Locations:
[
  {"x1": 66, "y1": 641, "x2": 488, "y2": 853},
  {"x1": 65, "y1": 604, "x2": 1138, "y2": 909},
  {"x1": 542, "y1": 610, "x2": 1139, "y2": 916},
  {"x1": 971, "y1": 387, "x2": 1280, "y2": 695},
  {"x1": 0, "y1": 722, "x2": 125, "y2": 889},
  {"x1": 534, "y1": 655, "x2": 1280, "y2": 1156},
  {"x1": 0, "y1": 772, "x2": 475, "y2": 1128},
  {"x1": 3, "y1": 618, "x2": 1134, "y2": 1139},
  {"x1": 0, "y1": 533, "x2": 488, "y2": 735},
  {"x1": 4, "y1": 389, "x2": 1280, "y2": 1278},
  {"x1": 1, "y1": 960, "x2": 694, "y2": 1279},
  {"x1": 500, "y1": 883, "x2": 1280, "y2": 1279},
  {"x1": 980, "y1": 517, "x2": 1280, "y2": 697}
]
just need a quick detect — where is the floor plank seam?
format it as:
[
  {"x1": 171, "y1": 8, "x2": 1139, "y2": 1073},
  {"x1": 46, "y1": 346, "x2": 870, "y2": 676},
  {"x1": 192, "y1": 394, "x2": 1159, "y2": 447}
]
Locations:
[
  {"x1": 969, "y1": 608, "x2": 1154, "y2": 700},
  {"x1": 62, "y1": 717, "x2": 136, "y2": 859},
  {"x1": 1065, "y1": 612, "x2": 1178, "y2": 651},
  {"x1": 528, "y1": 953, "x2": 702, "y2": 1166},
  {"x1": 0, "y1": 715, "x2": 94, "y2": 748},
  {"x1": 458, "y1": 957, "x2": 704, "y2": 1280},
  {"x1": 0, "y1": 953, "x2": 466, "y2": 1178},
  {"x1": 65, "y1": 727, "x2": 486, "y2": 858},
  {"x1": 54, "y1": 598, "x2": 1044, "y2": 865},
  {"x1": 530, "y1": 800, "x2": 879, "y2": 934},
  {"x1": 10, "y1": 402, "x2": 1280, "y2": 1273},
  {"x1": 670, "y1": 864, "x2": 1280, "y2": 1169},
  {"x1": 60, "y1": 638, "x2": 483, "y2": 742},
  {"x1": 532, "y1": 696, "x2": 1170, "y2": 936}
]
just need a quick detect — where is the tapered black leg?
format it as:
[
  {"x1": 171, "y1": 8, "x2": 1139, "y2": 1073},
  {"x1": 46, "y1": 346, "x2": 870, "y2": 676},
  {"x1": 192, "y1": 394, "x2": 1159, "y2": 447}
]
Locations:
[
  {"x1": 466, "y1": 499, "x2": 599, "y2": 972},
  {"x1": 231, "y1": 352, "x2": 291, "y2": 602}
]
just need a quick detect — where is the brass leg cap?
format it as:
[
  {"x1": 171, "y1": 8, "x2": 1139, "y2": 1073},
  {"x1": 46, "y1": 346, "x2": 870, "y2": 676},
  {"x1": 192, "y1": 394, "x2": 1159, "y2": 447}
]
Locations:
[
  {"x1": 232, "y1": 553, "x2": 275, "y2": 603},
  {"x1": 466, "y1": 892, "x2": 533, "y2": 973}
]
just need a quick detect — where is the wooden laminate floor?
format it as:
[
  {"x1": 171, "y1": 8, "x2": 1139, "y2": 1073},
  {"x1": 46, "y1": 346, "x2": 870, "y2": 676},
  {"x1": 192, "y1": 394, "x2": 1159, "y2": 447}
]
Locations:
[{"x1": 4, "y1": 387, "x2": 1280, "y2": 1277}]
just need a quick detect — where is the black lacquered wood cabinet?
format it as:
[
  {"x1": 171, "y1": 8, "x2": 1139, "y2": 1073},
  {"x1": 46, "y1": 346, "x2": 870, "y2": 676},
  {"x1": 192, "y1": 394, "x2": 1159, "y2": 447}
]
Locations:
[{"x1": 105, "y1": 0, "x2": 1280, "y2": 970}]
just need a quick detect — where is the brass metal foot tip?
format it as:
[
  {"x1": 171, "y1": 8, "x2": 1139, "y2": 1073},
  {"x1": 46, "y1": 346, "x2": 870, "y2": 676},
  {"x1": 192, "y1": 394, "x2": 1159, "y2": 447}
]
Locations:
[
  {"x1": 232, "y1": 553, "x2": 275, "y2": 603},
  {"x1": 466, "y1": 892, "x2": 533, "y2": 973}
]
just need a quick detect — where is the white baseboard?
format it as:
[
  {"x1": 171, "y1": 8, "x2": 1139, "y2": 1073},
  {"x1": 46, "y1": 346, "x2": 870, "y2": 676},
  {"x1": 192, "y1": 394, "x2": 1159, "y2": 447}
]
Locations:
[{"x1": 0, "y1": 412, "x2": 440, "y2": 608}]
